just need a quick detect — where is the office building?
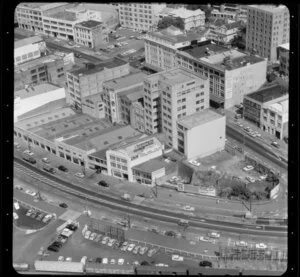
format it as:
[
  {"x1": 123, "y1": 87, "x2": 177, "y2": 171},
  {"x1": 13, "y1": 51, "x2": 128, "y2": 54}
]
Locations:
[
  {"x1": 102, "y1": 72, "x2": 146, "y2": 123},
  {"x1": 118, "y1": 3, "x2": 166, "y2": 31},
  {"x1": 65, "y1": 58, "x2": 130, "y2": 109},
  {"x1": 14, "y1": 36, "x2": 46, "y2": 66},
  {"x1": 246, "y1": 5, "x2": 290, "y2": 61},
  {"x1": 158, "y1": 7, "x2": 205, "y2": 31},
  {"x1": 277, "y1": 43, "x2": 289, "y2": 75},
  {"x1": 14, "y1": 52, "x2": 75, "y2": 91},
  {"x1": 74, "y1": 20, "x2": 109, "y2": 49},
  {"x1": 177, "y1": 109, "x2": 225, "y2": 159},
  {"x1": 144, "y1": 67, "x2": 209, "y2": 149},
  {"x1": 243, "y1": 84, "x2": 288, "y2": 139}
]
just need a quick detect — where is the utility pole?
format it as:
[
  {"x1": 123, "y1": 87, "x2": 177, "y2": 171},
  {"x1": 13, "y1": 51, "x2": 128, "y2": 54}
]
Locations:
[{"x1": 151, "y1": 180, "x2": 158, "y2": 198}]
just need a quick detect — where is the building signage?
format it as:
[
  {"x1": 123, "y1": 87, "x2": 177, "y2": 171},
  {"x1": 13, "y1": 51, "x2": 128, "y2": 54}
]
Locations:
[{"x1": 133, "y1": 139, "x2": 154, "y2": 153}]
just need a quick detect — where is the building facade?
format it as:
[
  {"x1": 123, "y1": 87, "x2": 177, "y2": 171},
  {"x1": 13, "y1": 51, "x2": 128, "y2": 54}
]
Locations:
[
  {"x1": 277, "y1": 43, "x2": 289, "y2": 75},
  {"x1": 211, "y1": 4, "x2": 248, "y2": 22},
  {"x1": 65, "y1": 59, "x2": 130, "y2": 109},
  {"x1": 243, "y1": 84, "x2": 288, "y2": 139},
  {"x1": 177, "y1": 109, "x2": 226, "y2": 159},
  {"x1": 118, "y1": 3, "x2": 167, "y2": 31},
  {"x1": 74, "y1": 20, "x2": 109, "y2": 49},
  {"x1": 246, "y1": 5, "x2": 290, "y2": 61},
  {"x1": 130, "y1": 100, "x2": 145, "y2": 133},
  {"x1": 81, "y1": 94, "x2": 105, "y2": 119}
]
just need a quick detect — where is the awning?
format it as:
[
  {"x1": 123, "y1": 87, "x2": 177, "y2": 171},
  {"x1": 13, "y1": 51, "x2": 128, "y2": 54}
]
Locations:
[{"x1": 210, "y1": 94, "x2": 224, "y2": 104}]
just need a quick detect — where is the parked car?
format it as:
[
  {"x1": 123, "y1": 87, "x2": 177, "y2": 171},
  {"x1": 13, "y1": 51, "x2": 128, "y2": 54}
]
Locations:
[
  {"x1": 42, "y1": 214, "x2": 52, "y2": 223},
  {"x1": 66, "y1": 223, "x2": 78, "y2": 231},
  {"x1": 245, "y1": 176, "x2": 256, "y2": 183},
  {"x1": 236, "y1": 241, "x2": 248, "y2": 247},
  {"x1": 256, "y1": 243, "x2": 267, "y2": 249},
  {"x1": 110, "y1": 259, "x2": 116, "y2": 265},
  {"x1": 259, "y1": 174, "x2": 268, "y2": 181},
  {"x1": 183, "y1": 205, "x2": 195, "y2": 211},
  {"x1": 208, "y1": 232, "x2": 220, "y2": 238},
  {"x1": 199, "y1": 260, "x2": 212, "y2": 267},
  {"x1": 26, "y1": 209, "x2": 34, "y2": 217},
  {"x1": 108, "y1": 238, "x2": 116, "y2": 247},
  {"x1": 147, "y1": 248, "x2": 158, "y2": 257},
  {"x1": 66, "y1": 257, "x2": 72, "y2": 262},
  {"x1": 59, "y1": 203, "x2": 68, "y2": 208},
  {"x1": 118, "y1": 258, "x2": 124, "y2": 265},
  {"x1": 199, "y1": 236, "x2": 214, "y2": 243},
  {"x1": 58, "y1": 165, "x2": 68, "y2": 172},
  {"x1": 42, "y1": 157, "x2": 50, "y2": 164},
  {"x1": 188, "y1": 160, "x2": 201, "y2": 166},
  {"x1": 36, "y1": 213, "x2": 45, "y2": 221},
  {"x1": 89, "y1": 232, "x2": 97, "y2": 241},
  {"x1": 98, "y1": 180, "x2": 109, "y2": 187},
  {"x1": 47, "y1": 245, "x2": 59, "y2": 252},
  {"x1": 117, "y1": 221, "x2": 127, "y2": 227},
  {"x1": 243, "y1": 165, "x2": 254, "y2": 172},
  {"x1": 14, "y1": 142, "x2": 21, "y2": 149},
  {"x1": 25, "y1": 189, "x2": 36, "y2": 196},
  {"x1": 139, "y1": 246, "x2": 148, "y2": 255},
  {"x1": 30, "y1": 210, "x2": 38, "y2": 218},
  {"x1": 127, "y1": 243, "x2": 135, "y2": 252},
  {"x1": 271, "y1": 141, "x2": 280, "y2": 148},
  {"x1": 95, "y1": 234, "x2": 102, "y2": 243},
  {"x1": 75, "y1": 172, "x2": 85, "y2": 178},
  {"x1": 84, "y1": 230, "x2": 91, "y2": 239},
  {"x1": 23, "y1": 149, "x2": 34, "y2": 156},
  {"x1": 133, "y1": 245, "x2": 140, "y2": 254},
  {"x1": 101, "y1": 237, "x2": 110, "y2": 245},
  {"x1": 102, "y1": 258, "x2": 108, "y2": 264},
  {"x1": 172, "y1": 255, "x2": 184, "y2": 261}
]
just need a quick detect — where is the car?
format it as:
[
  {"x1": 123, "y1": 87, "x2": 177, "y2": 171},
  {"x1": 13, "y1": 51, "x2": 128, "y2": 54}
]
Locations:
[
  {"x1": 102, "y1": 258, "x2": 108, "y2": 264},
  {"x1": 89, "y1": 232, "x2": 97, "y2": 241},
  {"x1": 127, "y1": 243, "x2": 135, "y2": 252},
  {"x1": 188, "y1": 160, "x2": 201, "y2": 166},
  {"x1": 208, "y1": 232, "x2": 220, "y2": 238},
  {"x1": 95, "y1": 234, "x2": 102, "y2": 243},
  {"x1": 36, "y1": 213, "x2": 45, "y2": 221},
  {"x1": 183, "y1": 205, "x2": 195, "y2": 211},
  {"x1": 108, "y1": 238, "x2": 116, "y2": 247},
  {"x1": 25, "y1": 189, "x2": 37, "y2": 196},
  {"x1": 84, "y1": 230, "x2": 91, "y2": 239},
  {"x1": 42, "y1": 157, "x2": 50, "y2": 164},
  {"x1": 199, "y1": 260, "x2": 212, "y2": 267},
  {"x1": 101, "y1": 237, "x2": 110, "y2": 245},
  {"x1": 75, "y1": 172, "x2": 85, "y2": 178},
  {"x1": 147, "y1": 248, "x2": 158, "y2": 257},
  {"x1": 132, "y1": 261, "x2": 140, "y2": 266},
  {"x1": 26, "y1": 209, "x2": 34, "y2": 217},
  {"x1": 43, "y1": 214, "x2": 52, "y2": 223},
  {"x1": 23, "y1": 149, "x2": 34, "y2": 156},
  {"x1": 137, "y1": 193, "x2": 145, "y2": 197},
  {"x1": 236, "y1": 241, "x2": 248, "y2": 247},
  {"x1": 133, "y1": 245, "x2": 140, "y2": 254},
  {"x1": 98, "y1": 180, "x2": 109, "y2": 187},
  {"x1": 30, "y1": 210, "x2": 38, "y2": 218},
  {"x1": 199, "y1": 236, "x2": 214, "y2": 243},
  {"x1": 66, "y1": 223, "x2": 78, "y2": 231},
  {"x1": 110, "y1": 259, "x2": 116, "y2": 265},
  {"x1": 66, "y1": 257, "x2": 72, "y2": 262},
  {"x1": 117, "y1": 221, "x2": 127, "y2": 227},
  {"x1": 47, "y1": 245, "x2": 59, "y2": 252},
  {"x1": 172, "y1": 255, "x2": 184, "y2": 261},
  {"x1": 139, "y1": 246, "x2": 148, "y2": 255},
  {"x1": 271, "y1": 141, "x2": 280, "y2": 148},
  {"x1": 243, "y1": 165, "x2": 254, "y2": 172},
  {"x1": 256, "y1": 243, "x2": 267, "y2": 249},
  {"x1": 59, "y1": 203, "x2": 68, "y2": 208},
  {"x1": 118, "y1": 258, "x2": 124, "y2": 265},
  {"x1": 58, "y1": 165, "x2": 68, "y2": 172},
  {"x1": 259, "y1": 174, "x2": 268, "y2": 181},
  {"x1": 14, "y1": 142, "x2": 21, "y2": 149},
  {"x1": 130, "y1": 35, "x2": 135, "y2": 39},
  {"x1": 254, "y1": 132, "x2": 261, "y2": 137},
  {"x1": 245, "y1": 176, "x2": 256, "y2": 183},
  {"x1": 58, "y1": 256, "x2": 64, "y2": 262}
]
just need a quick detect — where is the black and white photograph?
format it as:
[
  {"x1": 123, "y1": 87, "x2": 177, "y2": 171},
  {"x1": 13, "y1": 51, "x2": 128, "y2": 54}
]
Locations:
[{"x1": 8, "y1": 2, "x2": 295, "y2": 275}]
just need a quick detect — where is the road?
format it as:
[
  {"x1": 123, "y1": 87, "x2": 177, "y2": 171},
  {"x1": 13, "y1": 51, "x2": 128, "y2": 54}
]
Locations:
[
  {"x1": 14, "y1": 157, "x2": 287, "y2": 237},
  {"x1": 226, "y1": 124, "x2": 287, "y2": 170}
]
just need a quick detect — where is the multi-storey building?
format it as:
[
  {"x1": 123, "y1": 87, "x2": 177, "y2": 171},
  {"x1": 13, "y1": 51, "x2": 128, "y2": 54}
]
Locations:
[
  {"x1": 177, "y1": 109, "x2": 225, "y2": 159},
  {"x1": 14, "y1": 53, "x2": 75, "y2": 91},
  {"x1": 15, "y1": 2, "x2": 72, "y2": 33},
  {"x1": 158, "y1": 7, "x2": 205, "y2": 31},
  {"x1": 130, "y1": 100, "x2": 145, "y2": 133},
  {"x1": 144, "y1": 26, "x2": 208, "y2": 71},
  {"x1": 211, "y1": 4, "x2": 248, "y2": 22},
  {"x1": 277, "y1": 43, "x2": 289, "y2": 75},
  {"x1": 243, "y1": 84, "x2": 288, "y2": 139},
  {"x1": 246, "y1": 5, "x2": 290, "y2": 61},
  {"x1": 102, "y1": 72, "x2": 146, "y2": 123},
  {"x1": 74, "y1": 20, "x2": 109, "y2": 49},
  {"x1": 118, "y1": 3, "x2": 166, "y2": 31},
  {"x1": 65, "y1": 58, "x2": 129, "y2": 109},
  {"x1": 81, "y1": 94, "x2": 105, "y2": 119},
  {"x1": 144, "y1": 67, "x2": 209, "y2": 149},
  {"x1": 14, "y1": 36, "x2": 46, "y2": 66}
]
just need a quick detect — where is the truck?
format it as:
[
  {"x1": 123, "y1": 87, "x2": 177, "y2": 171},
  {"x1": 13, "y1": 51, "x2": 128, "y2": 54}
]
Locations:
[
  {"x1": 42, "y1": 163, "x2": 56, "y2": 174},
  {"x1": 21, "y1": 152, "x2": 36, "y2": 164}
]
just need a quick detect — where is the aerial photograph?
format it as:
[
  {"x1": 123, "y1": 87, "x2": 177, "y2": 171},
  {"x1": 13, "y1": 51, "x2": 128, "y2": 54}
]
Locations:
[{"x1": 13, "y1": 2, "x2": 289, "y2": 275}]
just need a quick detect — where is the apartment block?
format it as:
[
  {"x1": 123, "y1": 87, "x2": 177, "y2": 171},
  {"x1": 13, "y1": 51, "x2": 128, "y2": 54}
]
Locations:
[
  {"x1": 14, "y1": 36, "x2": 46, "y2": 65},
  {"x1": 246, "y1": 5, "x2": 290, "y2": 61},
  {"x1": 74, "y1": 20, "x2": 109, "y2": 49},
  {"x1": 102, "y1": 72, "x2": 146, "y2": 123},
  {"x1": 243, "y1": 85, "x2": 288, "y2": 139},
  {"x1": 65, "y1": 58, "x2": 130, "y2": 109},
  {"x1": 144, "y1": 67, "x2": 209, "y2": 149},
  {"x1": 118, "y1": 3, "x2": 166, "y2": 31},
  {"x1": 277, "y1": 43, "x2": 289, "y2": 75},
  {"x1": 177, "y1": 109, "x2": 225, "y2": 159},
  {"x1": 158, "y1": 7, "x2": 205, "y2": 31}
]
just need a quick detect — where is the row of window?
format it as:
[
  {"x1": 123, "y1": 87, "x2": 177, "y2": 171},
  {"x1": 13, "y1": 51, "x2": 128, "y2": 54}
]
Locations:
[{"x1": 15, "y1": 50, "x2": 40, "y2": 63}]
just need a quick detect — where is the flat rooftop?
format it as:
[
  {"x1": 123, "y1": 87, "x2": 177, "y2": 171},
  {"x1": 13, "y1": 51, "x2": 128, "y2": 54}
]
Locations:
[
  {"x1": 103, "y1": 72, "x2": 146, "y2": 91},
  {"x1": 76, "y1": 20, "x2": 103, "y2": 29},
  {"x1": 15, "y1": 83, "x2": 61, "y2": 99},
  {"x1": 120, "y1": 87, "x2": 144, "y2": 102},
  {"x1": 70, "y1": 58, "x2": 127, "y2": 76},
  {"x1": 246, "y1": 85, "x2": 288, "y2": 103},
  {"x1": 83, "y1": 93, "x2": 102, "y2": 103},
  {"x1": 17, "y1": 3, "x2": 69, "y2": 11},
  {"x1": 132, "y1": 158, "x2": 166, "y2": 174},
  {"x1": 248, "y1": 5, "x2": 289, "y2": 13},
  {"x1": 161, "y1": 7, "x2": 204, "y2": 19},
  {"x1": 178, "y1": 109, "x2": 224, "y2": 129},
  {"x1": 48, "y1": 11, "x2": 77, "y2": 21},
  {"x1": 14, "y1": 36, "x2": 43, "y2": 49},
  {"x1": 278, "y1": 43, "x2": 289, "y2": 51}
]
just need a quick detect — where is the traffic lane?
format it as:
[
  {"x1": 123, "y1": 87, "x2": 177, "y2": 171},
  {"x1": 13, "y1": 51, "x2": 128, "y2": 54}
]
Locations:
[
  {"x1": 14, "y1": 157, "x2": 288, "y2": 237},
  {"x1": 226, "y1": 126, "x2": 287, "y2": 170}
]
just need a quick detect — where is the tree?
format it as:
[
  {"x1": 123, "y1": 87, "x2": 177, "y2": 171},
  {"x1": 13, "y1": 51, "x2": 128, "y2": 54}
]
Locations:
[{"x1": 157, "y1": 16, "x2": 185, "y2": 30}]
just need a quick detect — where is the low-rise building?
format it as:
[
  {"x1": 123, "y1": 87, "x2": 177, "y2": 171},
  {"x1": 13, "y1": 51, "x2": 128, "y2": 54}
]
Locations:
[
  {"x1": 14, "y1": 53, "x2": 75, "y2": 91},
  {"x1": 159, "y1": 7, "x2": 205, "y2": 31},
  {"x1": 65, "y1": 58, "x2": 130, "y2": 109},
  {"x1": 177, "y1": 109, "x2": 225, "y2": 159},
  {"x1": 243, "y1": 84, "x2": 288, "y2": 139},
  {"x1": 277, "y1": 43, "x2": 289, "y2": 76},
  {"x1": 14, "y1": 36, "x2": 46, "y2": 66},
  {"x1": 102, "y1": 72, "x2": 146, "y2": 124},
  {"x1": 74, "y1": 20, "x2": 109, "y2": 49},
  {"x1": 211, "y1": 4, "x2": 248, "y2": 22},
  {"x1": 81, "y1": 94, "x2": 105, "y2": 119}
]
